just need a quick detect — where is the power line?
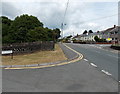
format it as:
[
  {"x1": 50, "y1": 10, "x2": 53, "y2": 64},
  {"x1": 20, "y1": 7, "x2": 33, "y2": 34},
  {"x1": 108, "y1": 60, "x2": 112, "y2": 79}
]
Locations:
[
  {"x1": 61, "y1": 1, "x2": 118, "y2": 37},
  {"x1": 73, "y1": 13, "x2": 118, "y2": 25},
  {"x1": 76, "y1": 13, "x2": 118, "y2": 34},
  {"x1": 61, "y1": 0, "x2": 69, "y2": 38},
  {"x1": 62, "y1": 0, "x2": 69, "y2": 24}
]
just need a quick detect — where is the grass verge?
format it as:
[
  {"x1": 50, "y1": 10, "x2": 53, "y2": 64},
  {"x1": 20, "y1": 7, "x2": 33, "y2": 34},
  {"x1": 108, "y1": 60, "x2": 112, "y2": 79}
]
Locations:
[{"x1": 2, "y1": 44, "x2": 67, "y2": 65}]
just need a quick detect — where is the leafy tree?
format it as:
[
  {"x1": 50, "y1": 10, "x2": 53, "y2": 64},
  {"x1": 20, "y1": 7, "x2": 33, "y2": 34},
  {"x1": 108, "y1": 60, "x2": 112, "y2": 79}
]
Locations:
[
  {"x1": 94, "y1": 36, "x2": 99, "y2": 42},
  {"x1": 27, "y1": 27, "x2": 48, "y2": 42},
  {"x1": 94, "y1": 36, "x2": 106, "y2": 42},
  {"x1": 52, "y1": 28, "x2": 61, "y2": 42},
  {"x1": 89, "y1": 30, "x2": 93, "y2": 33},
  {"x1": 1, "y1": 16, "x2": 13, "y2": 43},
  {"x1": 83, "y1": 30, "x2": 87, "y2": 34},
  {"x1": 9, "y1": 14, "x2": 44, "y2": 43},
  {"x1": 44, "y1": 27, "x2": 54, "y2": 41},
  {"x1": 97, "y1": 31, "x2": 100, "y2": 33},
  {"x1": 0, "y1": 25, "x2": 1, "y2": 44},
  {"x1": 1, "y1": 16, "x2": 12, "y2": 37},
  {"x1": 1, "y1": 15, "x2": 61, "y2": 43}
]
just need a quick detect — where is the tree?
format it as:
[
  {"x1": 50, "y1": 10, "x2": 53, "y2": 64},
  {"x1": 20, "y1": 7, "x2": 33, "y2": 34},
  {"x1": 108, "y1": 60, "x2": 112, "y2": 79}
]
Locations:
[
  {"x1": 52, "y1": 28, "x2": 61, "y2": 42},
  {"x1": 9, "y1": 14, "x2": 44, "y2": 43},
  {"x1": 97, "y1": 31, "x2": 100, "y2": 33},
  {"x1": 89, "y1": 30, "x2": 93, "y2": 33},
  {"x1": 83, "y1": 30, "x2": 87, "y2": 34},
  {"x1": 1, "y1": 15, "x2": 61, "y2": 43},
  {"x1": 94, "y1": 36, "x2": 107, "y2": 42},
  {"x1": 94, "y1": 36, "x2": 99, "y2": 42},
  {"x1": 1, "y1": 16, "x2": 13, "y2": 43},
  {"x1": 27, "y1": 27, "x2": 48, "y2": 42},
  {"x1": 1, "y1": 16, "x2": 12, "y2": 36},
  {"x1": 45, "y1": 28, "x2": 53, "y2": 41}
]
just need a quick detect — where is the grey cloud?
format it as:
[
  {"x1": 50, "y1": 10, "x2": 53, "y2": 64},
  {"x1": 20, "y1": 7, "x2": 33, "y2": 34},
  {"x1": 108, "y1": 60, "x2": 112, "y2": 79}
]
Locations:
[
  {"x1": 2, "y1": 2, "x2": 22, "y2": 19},
  {"x1": 1, "y1": 1, "x2": 117, "y2": 36},
  {"x1": 34, "y1": 2, "x2": 65, "y2": 29}
]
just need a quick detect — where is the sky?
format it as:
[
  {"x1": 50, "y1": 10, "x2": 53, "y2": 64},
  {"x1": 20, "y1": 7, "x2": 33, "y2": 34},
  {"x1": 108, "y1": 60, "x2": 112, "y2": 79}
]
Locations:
[{"x1": 1, "y1": 0, "x2": 119, "y2": 37}]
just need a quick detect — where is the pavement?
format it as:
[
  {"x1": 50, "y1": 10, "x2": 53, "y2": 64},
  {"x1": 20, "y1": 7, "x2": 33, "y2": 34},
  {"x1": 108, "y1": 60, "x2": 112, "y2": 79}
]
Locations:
[{"x1": 2, "y1": 43, "x2": 118, "y2": 92}]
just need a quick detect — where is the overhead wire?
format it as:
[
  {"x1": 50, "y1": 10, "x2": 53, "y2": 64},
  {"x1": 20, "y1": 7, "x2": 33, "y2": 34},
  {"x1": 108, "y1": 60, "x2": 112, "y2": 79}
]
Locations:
[
  {"x1": 61, "y1": 0, "x2": 69, "y2": 38},
  {"x1": 61, "y1": 1, "x2": 118, "y2": 37},
  {"x1": 62, "y1": 0, "x2": 69, "y2": 24},
  {"x1": 73, "y1": 13, "x2": 118, "y2": 25}
]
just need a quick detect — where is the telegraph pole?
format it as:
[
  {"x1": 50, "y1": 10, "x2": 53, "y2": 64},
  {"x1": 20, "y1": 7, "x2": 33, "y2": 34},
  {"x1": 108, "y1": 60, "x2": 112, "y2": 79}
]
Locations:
[
  {"x1": 61, "y1": 0, "x2": 69, "y2": 42},
  {"x1": 61, "y1": 23, "x2": 63, "y2": 39},
  {"x1": 73, "y1": 32, "x2": 74, "y2": 37}
]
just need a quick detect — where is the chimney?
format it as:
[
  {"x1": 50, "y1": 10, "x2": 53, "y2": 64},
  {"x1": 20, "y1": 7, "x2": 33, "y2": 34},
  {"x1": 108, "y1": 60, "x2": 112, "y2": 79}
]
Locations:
[{"x1": 114, "y1": 25, "x2": 116, "y2": 28}]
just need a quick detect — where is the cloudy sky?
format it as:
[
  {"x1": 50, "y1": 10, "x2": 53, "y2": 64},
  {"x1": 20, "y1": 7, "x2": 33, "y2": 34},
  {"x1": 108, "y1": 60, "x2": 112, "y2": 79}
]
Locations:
[{"x1": 1, "y1": 0, "x2": 119, "y2": 37}]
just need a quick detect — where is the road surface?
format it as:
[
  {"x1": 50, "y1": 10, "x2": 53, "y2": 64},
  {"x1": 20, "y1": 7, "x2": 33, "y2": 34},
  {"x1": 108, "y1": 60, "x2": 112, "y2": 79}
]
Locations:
[
  {"x1": 65, "y1": 43, "x2": 118, "y2": 81},
  {"x1": 2, "y1": 43, "x2": 118, "y2": 92}
]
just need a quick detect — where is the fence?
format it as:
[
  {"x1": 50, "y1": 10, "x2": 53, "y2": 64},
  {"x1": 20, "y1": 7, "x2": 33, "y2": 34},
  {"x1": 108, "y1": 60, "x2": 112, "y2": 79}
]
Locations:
[{"x1": 2, "y1": 41, "x2": 55, "y2": 55}]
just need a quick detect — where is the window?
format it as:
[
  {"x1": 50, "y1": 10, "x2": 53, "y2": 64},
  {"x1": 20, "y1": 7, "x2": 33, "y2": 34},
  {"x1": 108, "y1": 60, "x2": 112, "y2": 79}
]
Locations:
[
  {"x1": 115, "y1": 32, "x2": 118, "y2": 34},
  {"x1": 111, "y1": 32, "x2": 114, "y2": 34}
]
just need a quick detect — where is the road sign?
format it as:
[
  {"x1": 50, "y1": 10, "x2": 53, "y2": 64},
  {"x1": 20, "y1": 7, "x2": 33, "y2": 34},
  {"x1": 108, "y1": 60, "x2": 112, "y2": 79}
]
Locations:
[
  {"x1": 2, "y1": 50, "x2": 13, "y2": 59},
  {"x1": 2, "y1": 50, "x2": 13, "y2": 54}
]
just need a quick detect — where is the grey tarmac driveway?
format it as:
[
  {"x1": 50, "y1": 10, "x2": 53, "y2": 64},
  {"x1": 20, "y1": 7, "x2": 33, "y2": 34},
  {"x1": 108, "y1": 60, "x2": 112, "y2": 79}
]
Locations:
[{"x1": 2, "y1": 43, "x2": 118, "y2": 92}]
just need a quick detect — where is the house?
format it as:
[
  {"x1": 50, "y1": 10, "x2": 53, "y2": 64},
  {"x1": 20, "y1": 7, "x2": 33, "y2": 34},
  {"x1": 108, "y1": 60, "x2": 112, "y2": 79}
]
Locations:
[
  {"x1": 73, "y1": 25, "x2": 119, "y2": 43},
  {"x1": 78, "y1": 32, "x2": 103, "y2": 42},
  {"x1": 110, "y1": 26, "x2": 120, "y2": 44},
  {"x1": 100, "y1": 25, "x2": 116, "y2": 40},
  {"x1": 73, "y1": 35, "x2": 81, "y2": 41},
  {"x1": 82, "y1": 25, "x2": 118, "y2": 42}
]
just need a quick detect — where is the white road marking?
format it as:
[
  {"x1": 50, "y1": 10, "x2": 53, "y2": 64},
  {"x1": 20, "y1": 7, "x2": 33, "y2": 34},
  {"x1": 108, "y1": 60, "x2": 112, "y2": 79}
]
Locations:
[
  {"x1": 101, "y1": 70, "x2": 112, "y2": 76},
  {"x1": 84, "y1": 59, "x2": 88, "y2": 61},
  {"x1": 90, "y1": 63, "x2": 97, "y2": 67}
]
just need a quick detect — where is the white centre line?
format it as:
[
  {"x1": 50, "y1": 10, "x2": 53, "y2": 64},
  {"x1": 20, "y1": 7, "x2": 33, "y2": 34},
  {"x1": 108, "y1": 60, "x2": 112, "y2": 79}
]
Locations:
[
  {"x1": 90, "y1": 63, "x2": 97, "y2": 67},
  {"x1": 84, "y1": 59, "x2": 88, "y2": 61},
  {"x1": 101, "y1": 70, "x2": 112, "y2": 76}
]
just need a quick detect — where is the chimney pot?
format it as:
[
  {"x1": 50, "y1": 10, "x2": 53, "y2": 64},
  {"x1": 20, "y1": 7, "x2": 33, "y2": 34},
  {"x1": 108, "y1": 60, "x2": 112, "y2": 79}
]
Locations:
[{"x1": 114, "y1": 25, "x2": 116, "y2": 28}]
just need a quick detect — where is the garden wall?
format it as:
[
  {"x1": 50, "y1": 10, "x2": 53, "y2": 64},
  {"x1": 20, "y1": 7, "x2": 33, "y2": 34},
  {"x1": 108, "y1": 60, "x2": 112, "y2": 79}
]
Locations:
[{"x1": 2, "y1": 41, "x2": 55, "y2": 55}]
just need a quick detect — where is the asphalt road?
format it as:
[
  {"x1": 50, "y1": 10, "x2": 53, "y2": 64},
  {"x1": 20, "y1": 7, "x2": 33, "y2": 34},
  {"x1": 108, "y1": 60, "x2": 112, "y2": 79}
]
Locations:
[
  {"x1": 65, "y1": 43, "x2": 118, "y2": 81},
  {"x1": 2, "y1": 43, "x2": 118, "y2": 92}
]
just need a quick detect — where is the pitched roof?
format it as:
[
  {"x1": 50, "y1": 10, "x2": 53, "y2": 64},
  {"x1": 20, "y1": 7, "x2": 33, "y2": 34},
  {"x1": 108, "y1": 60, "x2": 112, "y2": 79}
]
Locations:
[
  {"x1": 99, "y1": 26, "x2": 118, "y2": 34},
  {"x1": 110, "y1": 26, "x2": 120, "y2": 32}
]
